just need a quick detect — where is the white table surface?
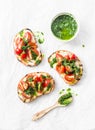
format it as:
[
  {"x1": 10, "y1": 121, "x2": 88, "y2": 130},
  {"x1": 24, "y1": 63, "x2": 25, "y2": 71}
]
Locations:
[{"x1": 0, "y1": 0, "x2": 95, "y2": 130}]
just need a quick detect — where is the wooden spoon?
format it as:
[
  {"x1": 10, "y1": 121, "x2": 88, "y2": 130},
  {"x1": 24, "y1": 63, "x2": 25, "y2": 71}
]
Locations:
[{"x1": 32, "y1": 94, "x2": 73, "y2": 121}]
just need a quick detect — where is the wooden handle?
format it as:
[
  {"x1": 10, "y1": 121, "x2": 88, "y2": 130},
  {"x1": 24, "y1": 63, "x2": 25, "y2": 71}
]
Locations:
[{"x1": 32, "y1": 102, "x2": 59, "y2": 121}]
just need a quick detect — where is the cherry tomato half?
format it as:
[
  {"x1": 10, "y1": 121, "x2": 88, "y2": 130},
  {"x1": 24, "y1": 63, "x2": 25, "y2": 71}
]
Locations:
[
  {"x1": 15, "y1": 48, "x2": 23, "y2": 55},
  {"x1": 21, "y1": 53, "x2": 27, "y2": 59},
  {"x1": 56, "y1": 63, "x2": 65, "y2": 74},
  {"x1": 42, "y1": 79, "x2": 50, "y2": 87},
  {"x1": 64, "y1": 74, "x2": 75, "y2": 82}
]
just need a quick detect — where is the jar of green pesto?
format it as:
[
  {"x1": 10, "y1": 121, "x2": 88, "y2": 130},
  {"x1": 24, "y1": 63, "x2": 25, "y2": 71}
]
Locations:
[{"x1": 51, "y1": 13, "x2": 79, "y2": 42}]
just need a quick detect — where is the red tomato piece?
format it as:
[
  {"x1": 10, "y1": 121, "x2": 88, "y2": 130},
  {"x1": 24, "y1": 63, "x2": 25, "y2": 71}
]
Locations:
[
  {"x1": 21, "y1": 53, "x2": 27, "y2": 59},
  {"x1": 15, "y1": 48, "x2": 23, "y2": 55},
  {"x1": 56, "y1": 64, "x2": 65, "y2": 74},
  {"x1": 35, "y1": 76, "x2": 43, "y2": 82},
  {"x1": 42, "y1": 79, "x2": 50, "y2": 87},
  {"x1": 70, "y1": 54, "x2": 77, "y2": 60},
  {"x1": 65, "y1": 55, "x2": 70, "y2": 60},
  {"x1": 64, "y1": 74, "x2": 75, "y2": 82},
  {"x1": 24, "y1": 31, "x2": 32, "y2": 42}
]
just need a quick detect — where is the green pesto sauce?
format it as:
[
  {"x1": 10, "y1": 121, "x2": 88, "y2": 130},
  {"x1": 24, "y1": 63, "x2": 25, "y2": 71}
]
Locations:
[
  {"x1": 51, "y1": 14, "x2": 78, "y2": 40},
  {"x1": 58, "y1": 92, "x2": 72, "y2": 106}
]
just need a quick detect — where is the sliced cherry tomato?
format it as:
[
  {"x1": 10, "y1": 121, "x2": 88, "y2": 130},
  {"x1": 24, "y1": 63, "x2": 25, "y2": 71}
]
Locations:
[
  {"x1": 65, "y1": 55, "x2": 70, "y2": 60},
  {"x1": 56, "y1": 64, "x2": 65, "y2": 74},
  {"x1": 15, "y1": 48, "x2": 23, "y2": 55},
  {"x1": 65, "y1": 66, "x2": 72, "y2": 73},
  {"x1": 56, "y1": 53, "x2": 63, "y2": 59},
  {"x1": 21, "y1": 53, "x2": 27, "y2": 59},
  {"x1": 24, "y1": 31, "x2": 32, "y2": 42},
  {"x1": 70, "y1": 54, "x2": 77, "y2": 60},
  {"x1": 64, "y1": 74, "x2": 75, "y2": 82},
  {"x1": 42, "y1": 79, "x2": 50, "y2": 87},
  {"x1": 22, "y1": 92, "x2": 31, "y2": 99},
  {"x1": 35, "y1": 76, "x2": 43, "y2": 82}
]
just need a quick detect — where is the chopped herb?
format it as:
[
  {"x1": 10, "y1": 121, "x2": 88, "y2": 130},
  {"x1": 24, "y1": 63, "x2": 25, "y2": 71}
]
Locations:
[
  {"x1": 82, "y1": 44, "x2": 85, "y2": 47},
  {"x1": 36, "y1": 59, "x2": 41, "y2": 65},
  {"x1": 35, "y1": 82, "x2": 43, "y2": 92},
  {"x1": 47, "y1": 83, "x2": 51, "y2": 91},
  {"x1": 22, "y1": 45, "x2": 30, "y2": 51},
  {"x1": 19, "y1": 30, "x2": 24, "y2": 37},
  {"x1": 67, "y1": 88, "x2": 71, "y2": 92},
  {"x1": 31, "y1": 51, "x2": 38, "y2": 60},
  {"x1": 59, "y1": 89, "x2": 65, "y2": 95},
  {"x1": 50, "y1": 58, "x2": 57, "y2": 68},
  {"x1": 24, "y1": 86, "x2": 35, "y2": 95},
  {"x1": 28, "y1": 77, "x2": 33, "y2": 82},
  {"x1": 42, "y1": 75, "x2": 47, "y2": 79}
]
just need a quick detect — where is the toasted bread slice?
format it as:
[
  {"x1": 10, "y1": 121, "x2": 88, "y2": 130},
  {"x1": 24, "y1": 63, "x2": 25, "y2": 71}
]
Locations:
[
  {"x1": 14, "y1": 28, "x2": 43, "y2": 66},
  {"x1": 17, "y1": 72, "x2": 55, "y2": 103},
  {"x1": 48, "y1": 50, "x2": 83, "y2": 85}
]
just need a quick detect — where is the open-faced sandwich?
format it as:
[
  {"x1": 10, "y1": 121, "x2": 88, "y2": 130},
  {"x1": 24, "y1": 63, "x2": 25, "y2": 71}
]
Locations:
[
  {"x1": 17, "y1": 72, "x2": 55, "y2": 103},
  {"x1": 13, "y1": 28, "x2": 43, "y2": 66},
  {"x1": 48, "y1": 50, "x2": 83, "y2": 85}
]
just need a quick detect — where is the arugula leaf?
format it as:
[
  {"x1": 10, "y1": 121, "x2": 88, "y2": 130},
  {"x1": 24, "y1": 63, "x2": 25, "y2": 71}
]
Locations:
[{"x1": 24, "y1": 86, "x2": 35, "y2": 95}]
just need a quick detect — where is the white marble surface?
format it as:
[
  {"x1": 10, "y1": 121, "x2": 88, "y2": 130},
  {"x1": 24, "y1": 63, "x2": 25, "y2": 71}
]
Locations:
[{"x1": 0, "y1": 0, "x2": 95, "y2": 130}]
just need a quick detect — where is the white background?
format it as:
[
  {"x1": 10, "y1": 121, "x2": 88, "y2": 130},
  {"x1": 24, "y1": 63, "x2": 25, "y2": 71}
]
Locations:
[{"x1": 0, "y1": 0, "x2": 95, "y2": 130}]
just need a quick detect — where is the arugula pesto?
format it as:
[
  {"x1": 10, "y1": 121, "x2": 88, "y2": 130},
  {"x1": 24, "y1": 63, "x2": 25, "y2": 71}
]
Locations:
[
  {"x1": 58, "y1": 92, "x2": 72, "y2": 106},
  {"x1": 51, "y1": 14, "x2": 78, "y2": 40}
]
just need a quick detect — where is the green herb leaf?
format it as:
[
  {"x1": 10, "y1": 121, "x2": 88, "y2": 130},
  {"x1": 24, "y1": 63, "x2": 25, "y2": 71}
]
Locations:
[
  {"x1": 36, "y1": 59, "x2": 41, "y2": 65},
  {"x1": 22, "y1": 45, "x2": 30, "y2": 51},
  {"x1": 19, "y1": 30, "x2": 24, "y2": 37},
  {"x1": 28, "y1": 77, "x2": 33, "y2": 82},
  {"x1": 31, "y1": 51, "x2": 38, "y2": 60},
  {"x1": 24, "y1": 86, "x2": 35, "y2": 95},
  {"x1": 50, "y1": 58, "x2": 57, "y2": 68},
  {"x1": 47, "y1": 83, "x2": 51, "y2": 91}
]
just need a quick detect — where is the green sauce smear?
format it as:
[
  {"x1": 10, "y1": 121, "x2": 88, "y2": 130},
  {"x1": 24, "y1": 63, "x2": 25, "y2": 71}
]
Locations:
[{"x1": 51, "y1": 14, "x2": 78, "y2": 40}]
